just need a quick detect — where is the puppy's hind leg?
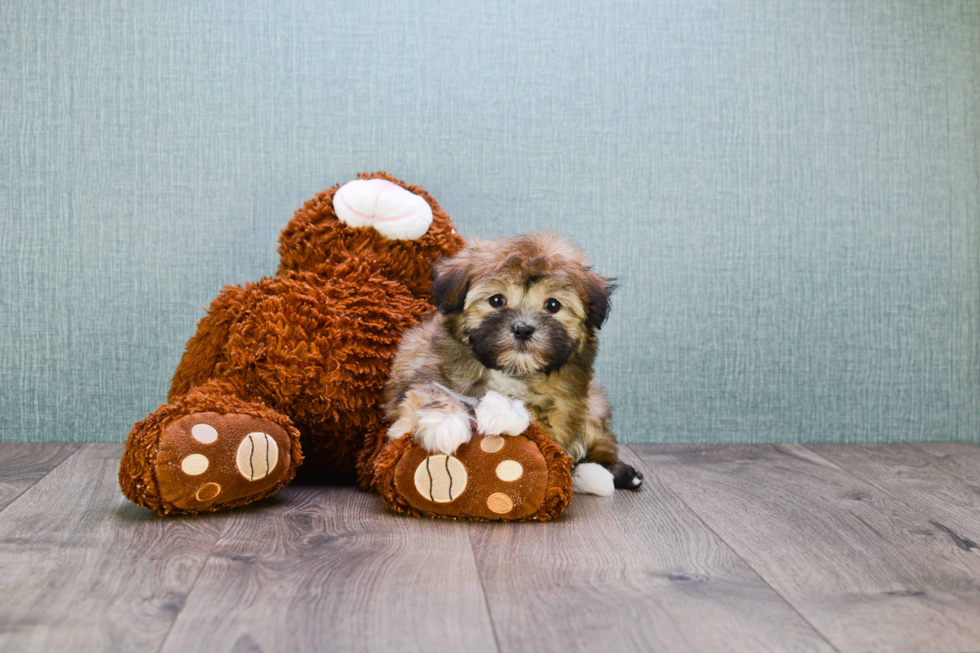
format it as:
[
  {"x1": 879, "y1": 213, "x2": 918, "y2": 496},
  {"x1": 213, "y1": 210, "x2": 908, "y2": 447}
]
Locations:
[
  {"x1": 583, "y1": 436, "x2": 644, "y2": 491},
  {"x1": 581, "y1": 384, "x2": 643, "y2": 491},
  {"x1": 571, "y1": 463, "x2": 615, "y2": 496},
  {"x1": 388, "y1": 385, "x2": 472, "y2": 456}
]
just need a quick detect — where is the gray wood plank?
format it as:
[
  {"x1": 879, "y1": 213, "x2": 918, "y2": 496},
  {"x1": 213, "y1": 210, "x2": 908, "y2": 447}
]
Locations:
[
  {"x1": 634, "y1": 444, "x2": 980, "y2": 653},
  {"x1": 808, "y1": 443, "x2": 980, "y2": 544},
  {"x1": 909, "y1": 442, "x2": 980, "y2": 482},
  {"x1": 470, "y1": 447, "x2": 837, "y2": 653},
  {"x1": 0, "y1": 443, "x2": 227, "y2": 652},
  {"x1": 158, "y1": 483, "x2": 499, "y2": 653},
  {"x1": 0, "y1": 443, "x2": 81, "y2": 512}
]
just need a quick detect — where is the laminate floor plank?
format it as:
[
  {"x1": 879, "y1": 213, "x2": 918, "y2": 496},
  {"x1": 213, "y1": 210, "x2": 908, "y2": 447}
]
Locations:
[
  {"x1": 634, "y1": 444, "x2": 980, "y2": 653},
  {"x1": 0, "y1": 443, "x2": 228, "y2": 653},
  {"x1": 808, "y1": 443, "x2": 980, "y2": 544},
  {"x1": 158, "y1": 483, "x2": 499, "y2": 653},
  {"x1": 469, "y1": 447, "x2": 837, "y2": 653},
  {"x1": 0, "y1": 442, "x2": 82, "y2": 512},
  {"x1": 910, "y1": 442, "x2": 980, "y2": 481},
  {"x1": 9, "y1": 441, "x2": 980, "y2": 653}
]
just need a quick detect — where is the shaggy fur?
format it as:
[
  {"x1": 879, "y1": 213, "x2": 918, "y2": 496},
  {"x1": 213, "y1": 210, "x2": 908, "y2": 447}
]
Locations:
[{"x1": 384, "y1": 234, "x2": 644, "y2": 490}]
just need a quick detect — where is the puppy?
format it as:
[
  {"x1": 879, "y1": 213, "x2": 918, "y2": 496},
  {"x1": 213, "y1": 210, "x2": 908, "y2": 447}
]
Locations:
[{"x1": 383, "y1": 233, "x2": 643, "y2": 496}]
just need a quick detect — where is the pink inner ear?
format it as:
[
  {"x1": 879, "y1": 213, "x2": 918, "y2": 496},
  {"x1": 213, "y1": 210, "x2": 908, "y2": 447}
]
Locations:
[
  {"x1": 341, "y1": 196, "x2": 419, "y2": 223},
  {"x1": 366, "y1": 178, "x2": 400, "y2": 195}
]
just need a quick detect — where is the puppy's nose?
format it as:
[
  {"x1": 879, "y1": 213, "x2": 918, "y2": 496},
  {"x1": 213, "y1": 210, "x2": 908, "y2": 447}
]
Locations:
[{"x1": 512, "y1": 322, "x2": 535, "y2": 340}]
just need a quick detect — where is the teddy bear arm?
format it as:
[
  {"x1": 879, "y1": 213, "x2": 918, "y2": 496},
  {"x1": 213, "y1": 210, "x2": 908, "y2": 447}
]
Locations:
[{"x1": 169, "y1": 285, "x2": 247, "y2": 402}]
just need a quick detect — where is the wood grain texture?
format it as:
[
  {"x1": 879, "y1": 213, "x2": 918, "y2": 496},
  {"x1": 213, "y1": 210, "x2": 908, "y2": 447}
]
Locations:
[
  {"x1": 0, "y1": 442, "x2": 81, "y2": 511},
  {"x1": 0, "y1": 444, "x2": 227, "y2": 652},
  {"x1": 635, "y1": 444, "x2": 980, "y2": 653},
  {"x1": 10, "y1": 442, "x2": 980, "y2": 653},
  {"x1": 808, "y1": 443, "x2": 980, "y2": 544},
  {"x1": 909, "y1": 442, "x2": 980, "y2": 481},
  {"x1": 470, "y1": 448, "x2": 836, "y2": 653},
  {"x1": 158, "y1": 483, "x2": 498, "y2": 653}
]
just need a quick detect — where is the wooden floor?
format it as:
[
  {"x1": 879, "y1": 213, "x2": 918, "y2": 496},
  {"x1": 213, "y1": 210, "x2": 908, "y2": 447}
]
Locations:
[{"x1": 2, "y1": 443, "x2": 980, "y2": 652}]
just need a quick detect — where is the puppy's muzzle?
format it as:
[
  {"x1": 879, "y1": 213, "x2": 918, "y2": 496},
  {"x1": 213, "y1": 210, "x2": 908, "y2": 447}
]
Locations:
[{"x1": 511, "y1": 321, "x2": 536, "y2": 341}]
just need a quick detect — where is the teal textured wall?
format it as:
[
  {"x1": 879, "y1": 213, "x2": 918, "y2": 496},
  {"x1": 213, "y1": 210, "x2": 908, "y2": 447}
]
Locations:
[{"x1": 1, "y1": 0, "x2": 978, "y2": 444}]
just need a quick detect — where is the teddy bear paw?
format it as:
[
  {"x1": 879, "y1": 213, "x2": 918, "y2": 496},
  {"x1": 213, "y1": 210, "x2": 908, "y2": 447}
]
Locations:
[
  {"x1": 153, "y1": 413, "x2": 295, "y2": 512},
  {"x1": 374, "y1": 425, "x2": 574, "y2": 522}
]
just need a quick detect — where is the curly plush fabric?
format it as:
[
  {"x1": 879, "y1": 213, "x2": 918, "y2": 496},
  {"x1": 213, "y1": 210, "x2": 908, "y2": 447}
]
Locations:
[{"x1": 119, "y1": 172, "x2": 574, "y2": 521}]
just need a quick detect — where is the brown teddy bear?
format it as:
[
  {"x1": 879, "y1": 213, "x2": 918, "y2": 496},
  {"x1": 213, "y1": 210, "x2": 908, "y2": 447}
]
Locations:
[{"x1": 119, "y1": 172, "x2": 573, "y2": 521}]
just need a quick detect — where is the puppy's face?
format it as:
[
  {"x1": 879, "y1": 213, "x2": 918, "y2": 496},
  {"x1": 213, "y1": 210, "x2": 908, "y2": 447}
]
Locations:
[{"x1": 432, "y1": 234, "x2": 614, "y2": 376}]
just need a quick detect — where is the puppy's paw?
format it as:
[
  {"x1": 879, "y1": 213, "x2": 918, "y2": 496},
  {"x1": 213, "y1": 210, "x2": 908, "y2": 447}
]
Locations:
[
  {"x1": 413, "y1": 409, "x2": 472, "y2": 455},
  {"x1": 386, "y1": 416, "x2": 414, "y2": 440},
  {"x1": 475, "y1": 391, "x2": 531, "y2": 436},
  {"x1": 572, "y1": 463, "x2": 615, "y2": 497},
  {"x1": 609, "y1": 462, "x2": 644, "y2": 490}
]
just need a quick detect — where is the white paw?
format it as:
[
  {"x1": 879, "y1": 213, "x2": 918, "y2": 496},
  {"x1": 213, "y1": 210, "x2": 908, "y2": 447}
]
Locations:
[
  {"x1": 413, "y1": 410, "x2": 472, "y2": 455},
  {"x1": 572, "y1": 463, "x2": 615, "y2": 497},
  {"x1": 386, "y1": 416, "x2": 413, "y2": 440},
  {"x1": 475, "y1": 391, "x2": 531, "y2": 436}
]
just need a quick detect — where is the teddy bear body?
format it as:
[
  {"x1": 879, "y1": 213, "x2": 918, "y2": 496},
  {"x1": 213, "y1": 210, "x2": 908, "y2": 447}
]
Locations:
[{"x1": 169, "y1": 263, "x2": 431, "y2": 481}]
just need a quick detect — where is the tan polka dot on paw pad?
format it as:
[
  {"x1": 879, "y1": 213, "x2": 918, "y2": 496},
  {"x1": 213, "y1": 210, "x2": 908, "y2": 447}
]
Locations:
[
  {"x1": 180, "y1": 454, "x2": 209, "y2": 476},
  {"x1": 495, "y1": 460, "x2": 523, "y2": 482},
  {"x1": 486, "y1": 492, "x2": 513, "y2": 514},
  {"x1": 191, "y1": 423, "x2": 218, "y2": 444},
  {"x1": 195, "y1": 482, "x2": 221, "y2": 502},
  {"x1": 480, "y1": 436, "x2": 505, "y2": 453},
  {"x1": 415, "y1": 455, "x2": 467, "y2": 503},
  {"x1": 236, "y1": 432, "x2": 279, "y2": 481}
]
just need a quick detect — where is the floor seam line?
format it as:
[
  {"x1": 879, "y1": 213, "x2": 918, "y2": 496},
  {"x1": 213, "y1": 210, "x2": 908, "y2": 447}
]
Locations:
[
  {"x1": 468, "y1": 528, "x2": 505, "y2": 653},
  {"x1": 152, "y1": 514, "x2": 237, "y2": 653},
  {"x1": 625, "y1": 445, "x2": 844, "y2": 653}
]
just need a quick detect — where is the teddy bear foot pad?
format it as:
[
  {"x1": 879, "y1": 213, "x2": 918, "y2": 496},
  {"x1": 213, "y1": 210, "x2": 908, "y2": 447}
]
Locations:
[
  {"x1": 154, "y1": 413, "x2": 294, "y2": 511},
  {"x1": 382, "y1": 431, "x2": 571, "y2": 521}
]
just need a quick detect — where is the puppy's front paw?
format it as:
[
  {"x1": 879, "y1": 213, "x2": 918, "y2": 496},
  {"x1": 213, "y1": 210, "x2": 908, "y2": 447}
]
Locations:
[
  {"x1": 571, "y1": 462, "x2": 615, "y2": 497},
  {"x1": 475, "y1": 391, "x2": 531, "y2": 436},
  {"x1": 413, "y1": 409, "x2": 472, "y2": 455}
]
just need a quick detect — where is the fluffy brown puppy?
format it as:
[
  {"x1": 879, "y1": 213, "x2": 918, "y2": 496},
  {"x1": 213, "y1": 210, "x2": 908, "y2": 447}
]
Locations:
[{"x1": 384, "y1": 233, "x2": 643, "y2": 496}]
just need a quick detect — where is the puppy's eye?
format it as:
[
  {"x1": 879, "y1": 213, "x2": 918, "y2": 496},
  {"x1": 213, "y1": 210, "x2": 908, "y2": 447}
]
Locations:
[
  {"x1": 544, "y1": 298, "x2": 561, "y2": 313},
  {"x1": 489, "y1": 294, "x2": 506, "y2": 308}
]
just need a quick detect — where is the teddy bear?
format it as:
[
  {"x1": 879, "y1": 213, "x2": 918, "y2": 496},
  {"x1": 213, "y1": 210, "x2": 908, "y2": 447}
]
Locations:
[{"x1": 119, "y1": 172, "x2": 573, "y2": 521}]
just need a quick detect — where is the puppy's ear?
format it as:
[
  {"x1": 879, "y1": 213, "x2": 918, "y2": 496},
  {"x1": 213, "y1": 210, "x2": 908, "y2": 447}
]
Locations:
[
  {"x1": 585, "y1": 272, "x2": 616, "y2": 329},
  {"x1": 432, "y1": 251, "x2": 473, "y2": 315}
]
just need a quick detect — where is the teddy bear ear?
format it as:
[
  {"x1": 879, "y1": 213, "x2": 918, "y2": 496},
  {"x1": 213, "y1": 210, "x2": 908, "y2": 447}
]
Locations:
[
  {"x1": 432, "y1": 252, "x2": 473, "y2": 314},
  {"x1": 333, "y1": 178, "x2": 433, "y2": 240}
]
